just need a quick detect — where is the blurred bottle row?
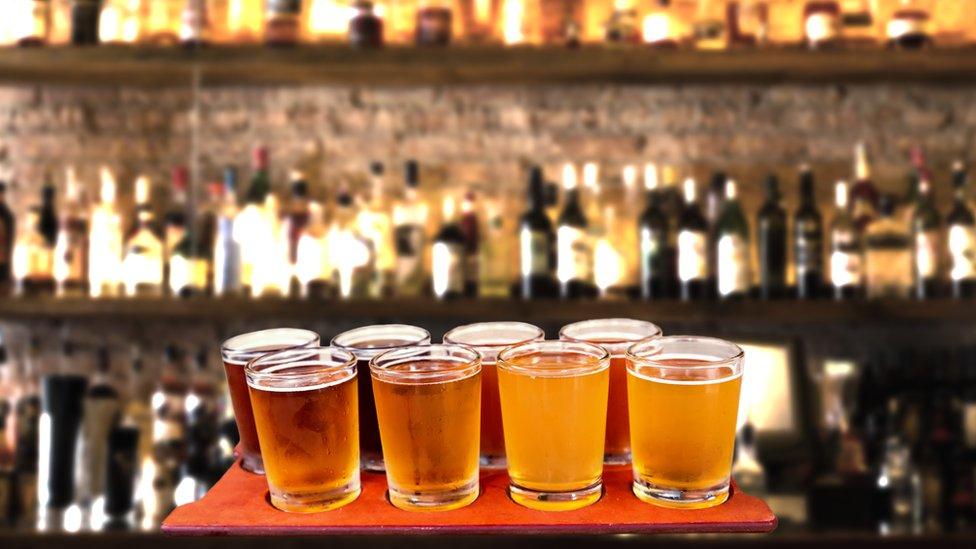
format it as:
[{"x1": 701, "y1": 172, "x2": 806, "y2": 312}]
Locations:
[
  {"x1": 0, "y1": 332, "x2": 236, "y2": 531},
  {"x1": 1, "y1": 141, "x2": 976, "y2": 303},
  {"x1": 1, "y1": 1, "x2": 975, "y2": 50}
]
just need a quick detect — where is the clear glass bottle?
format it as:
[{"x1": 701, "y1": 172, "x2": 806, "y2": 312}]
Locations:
[
  {"x1": 74, "y1": 347, "x2": 120, "y2": 521},
  {"x1": 716, "y1": 179, "x2": 751, "y2": 299},
  {"x1": 329, "y1": 186, "x2": 374, "y2": 299},
  {"x1": 356, "y1": 162, "x2": 395, "y2": 298},
  {"x1": 678, "y1": 177, "x2": 709, "y2": 301},
  {"x1": 212, "y1": 167, "x2": 242, "y2": 297},
  {"x1": 122, "y1": 176, "x2": 164, "y2": 298},
  {"x1": 851, "y1": 141, "x2": 879, "y2": 233},
  {"x1": 13, "y1": 207, "x2": 55, "y2": 296},
  {"x1": 692, "y1": 0, "x2": 727, "y2": 49},
  {"x1": 864, "y1": 195, "x2": 912, "y2": 299},
  {"x1": 18, "y1": 0, "x2": 52, "y2": 46},
  {"x1": 479, "y1": 186, "x2": 513, "y2": 298},
  {"x1": 295, "y1": 201, "x2": 333, "y2": 299},
  {"x1": 431, "y1": 195, "x2": 465, "y2": 300},
  {"x1": 143, "y1": 0, "x2": 181, "y2": 44},
  {"x1": 830, "y1": 180, "x2": 863, "y2": 300},
  {"x1": 54, "y1": 168, "x2": 88, "y2": 297}
]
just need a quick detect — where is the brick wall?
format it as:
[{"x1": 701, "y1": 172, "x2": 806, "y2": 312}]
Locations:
[{"x1": 0, "y1": 83, "x2": 973, "y2": 215}]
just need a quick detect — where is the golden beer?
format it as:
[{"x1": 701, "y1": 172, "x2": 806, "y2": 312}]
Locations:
[
  {"x1": 371, "y1": 345, "x2": 481, "y2": 512},
  {"x1": 627, "y1": 337, "x2": 744, "y2": 509},
  {"x1": 560, "y1": 319, "x2": 661, "y2": 465},
  {"x1": 443, "y1": 321, "x2": 545, "y2": 469},
  {"x1": 497, "y1": 341, "x2": 610, "y2": 511},
  {"x1": 247, "y1": 347, "x2": 360, "y2": 513}
]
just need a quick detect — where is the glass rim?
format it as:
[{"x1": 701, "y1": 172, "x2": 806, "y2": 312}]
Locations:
[
  {"x1": 627, "y1": 335, "x2": 744, "y2": 371},
  {"x1": 443, "y1": 321, "x2": 545, "y2": 351},
  {"x1": 220, "y1": 328, "x2": 320, "y2": 365},
  {"x1": 497, "y1": 340, "x2": 610, "y2": 378},
  {"x1": 330, "y1": 324, "x2": 432, "y2": 357},
  {"x1": 245, "y1": 346, "x2": 357, "y2": 390},
  {"x1": 369, "y1": 344, "x2": 481, "y2": 384},
  {"x1": 559, "y1": 318, "x2": 662, "y2": 352}
]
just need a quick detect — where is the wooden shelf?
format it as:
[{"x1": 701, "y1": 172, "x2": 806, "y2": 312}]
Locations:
[{"x1": 1, "y1": 46, "x2": 975, "y2": 87}]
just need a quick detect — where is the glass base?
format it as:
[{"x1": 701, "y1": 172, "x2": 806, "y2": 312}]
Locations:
[
  {"x1": 632, "y1": 477, "x2": 730, "y2": 509},
  {"x1": 362, "y1": 452, "x2": 385, "y2": 472},
  {"x1": 240, "y1": 453, "x2": 265, "y2": 475},
  {"x1": 269, "y1": 481, "x2": 361, "y2": 513},
  {"x1": 480, "y1": 454, "x2": 507, "y2": 469},
  {"x1": 509, "y1": 481, "x2": 603, "y2": 511},
  {"x1": 388, "y1": 477, "x2": 479, "y2": 512},
  {"x1": 603, "y1": 451, "x2": 631, "y2": 466}
]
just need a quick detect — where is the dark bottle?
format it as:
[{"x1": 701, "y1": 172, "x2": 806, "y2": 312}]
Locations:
[
  {"x1": 639, "y1": 170, "x2": 671, "y2": 299},
  {"x1": 0, "y1": 182, "x2": 13, "y2": 286},
  {"x1": 830, "y1": 181, "x2": 863, "y2": 300},
  {"x1": 38, "y1": 175, "x2": 58, "y2": 248},
  {"x1": 705, "y1": 172, "x2": 727, "y2": 298},
  {"x1": 416, "y1": 0, "x2": 453, "y2": 46},
  {"x1": 246, "y1": 146, "x2": 271, "y2": 205},
  {"x1": 715, "y1": 179, "x2": 751, "y2": 300},
  {"x1": 285, "y1": 173, "x2": 310, "y2": 266},
  {"x1": 948, "y1": 161, "x2": 976, "y2": 299},
  {"x1": 794, "y1": 166, "x2": 823, "y2": 299},
  {"x1": 757, "y1": 175, "x2": 787, "y2": 299},
  {"x1": 678, "y1": 178, "x2": 709, "y2": 301},
  {"x1": 40, "y1": 355, "x2": 88, "y2": 516},
  {"x1": 910, "y1": 176, "x2": 941, "y2": 300},
  {"x1": 103, "y1": 426, "x2": 139, "y2": 529},
  {"x1": 459, "y1": 190, "x2": 479, "y2": 298},
  {"x1": 70, "y1": 0, "x2": 100, "y2": 45},
  {"x1": 183, "y1": 348, "x2": 220, "y2": 499},
  {"x1": 556, "y1": 174, "x2": 594, "y2": 300},
  {"x1": 518, "y1": 166, "x2": 557, "y2": 299},
  {"x1": 431, "y1": 196, "x2": 465, "y2": 300},
  {"x1": 349, "y1": 0, "x2": 384, "y2": 48}
]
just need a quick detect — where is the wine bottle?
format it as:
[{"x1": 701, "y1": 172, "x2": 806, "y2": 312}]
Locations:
[
  {"x1": 557, "y1": 166, "x2": 594, "y2": 299},
  {"x1": 716, "y1": 179, "x2": 751, "y2": 300},
  {"x1": 639, "y1": 163, "x2": 671, "y2": 299},
  {"x1": 678, "y1": 178, "x2": 709, "y2": 301},
  {"x1": 911, "y1": 175, "x2": 941, "y2": 299},
  {"x1": 518, "y1": 167, "x2": 556, "y2": 299},
  {"x1": 829, "y1": 181, "x2": 863, "y2": 300},
  {"x1": 757, "y1": 175, "x2": 787, "y2": 299},
  {"x1": 947, "y1": 161, "x2": 976, "y2": 299},
  {"x1": 794, "y1": 166, "x2": 823, "y2": 299}
]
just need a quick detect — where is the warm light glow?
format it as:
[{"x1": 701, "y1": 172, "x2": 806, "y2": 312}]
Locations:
[
  {"x1": 561, "y1": 163, "x2": 577, "y2": 190},
  {"x1": 245, "y1": 196, "x2": 292, "y2": 296},
  {"x1": 328, "y1": 226, "x2": 371, "y2": 299},
  {"x1": 583, "y1": 162, "x2": 599, "y2": 189},
  {"x1": 295, "y1": 202, "x2": 330, "y2": 292},
  {"x1": 474, "y1": 0, "x2": 492, "y2": 24},
  {"x1": 90, "y1": 167, "x2": 123, "y2": 297},
  {"x1": 644, "y1": 162, "x2": 659, "y2": 191},
  {"x1": 642, "y1": 13, "x2": 672, "y2": 44},
  {"x1": 735, "y1": 342, "x2": 795, "y2": 433},
  {"x1": 622, "y1": 164, "x2": 637, "y2": 191},
  {"x1": 308, "y1": 0, "x2": 356, "y2": 39},
  {"x1": 594, "y1": 237, "x2": 623, "y2": 292},
  {"x1": 99, "y1": 5, "x2": 123, "y2": 43},
  {"x1": 100, "y1": 166, "x2": 117, "y2": 204},
  {"x1": 227, "y1": 0, "x2": 263, "y2": 40},
  {"x1": 502, "y1": 0, "x2": 525, "y2": 45},
  {"x1": 134, "y1": 175, "x2": 151, "y2": 205}
]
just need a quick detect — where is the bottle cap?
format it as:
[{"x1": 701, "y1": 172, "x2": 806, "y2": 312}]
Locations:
[
  {"x1": 172, "y1": 166, "x2": 189, "y2": 191},
  {"x1": 252, "y1": 146, "x2": 269, "y2": 169}
]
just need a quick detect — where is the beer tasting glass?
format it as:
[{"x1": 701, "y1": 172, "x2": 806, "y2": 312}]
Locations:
[
  {"x1": 370, "y1": 344, "x2": 482, "y2": 512},
  {"x1": 627, "y1": 336, "x2": 744, "y2": 509},
  {"x1": 443, "y1": 321, "x2": 545, "y2": 469},
  {"x1": 559, "y1": 318, "x2": 662, "y2": 464},
  {"x1": 497, "y1": 340, "x2": 610, "y2": 511},
  {"x1": 246, "y1": 347, "x2": 360, "y2": 513},
  {"x1": 331, "y1": 324, "x2": 431, "y2": 472},
  {"x1": 220, "y1": 328, "x2": 320, "y2": 474}
]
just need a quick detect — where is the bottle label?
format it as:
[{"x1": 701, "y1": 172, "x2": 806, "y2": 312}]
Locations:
[
  {"x1": 830, "y1": 230, "x2": 862, "y2": 287},
  {"x1": 717, "y1": 234, "x2": 750, "y2": 296},
  {"x1": 557, "y1": 225, "x2": 592, "y2": 283},
  {"x1": 949, "y1": 224, "x2": 976, "y2": 281},
  {"x1": 795, "y1": 220, "x2": 822, "y2": 275},
  {"x1": 677, "y1": 229, "x2": 707, "y2": 282},
  {"x1": 520, "y1": 228, "x2": 549, "y2": 277},
  {"x1": 914, "y1": 230, "x2": 938, "y2": 278},
  {"x1": 640, "y1": 226, "x2": 663, "y2": 281},
  {"x1": 432, "y1": 241, "x2": 464, "y2": 297}
]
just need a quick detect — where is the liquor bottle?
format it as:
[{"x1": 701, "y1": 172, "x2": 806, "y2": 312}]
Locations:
[
  {"x1": 865, "y1": 194, "x2": 912, "y2": 299},
  {"x1": 459, "y1": 190, "x2": 479, "y2": 297},
  {"x1": 196, "y1": 182, "x2": 222, "y2": 295},
  {"x1": 356, "y1": 162, "x2": 395, "y2": 298},
  {"x1": 830, "y1": 181, "x2": 863, "y2": 300},
  {"x1": 804, "y1": 1, "x2": 841, "y2": 48},
  {"x1": 0, "y1": 181, "x2": 13, "y2": 289},
  {"x1": 265, "y1": 0, "x2": 301, "y2": 47},
  {"x1": 416, "y1": 0, "x2": 453, "y2": 46},
  {"x1": 851, "y1": 141, "x2": 879, "y2": 232},
  {"x1": 18, "y1": 0, "x2": 51, "y2": 47},
  {"x1": 757, "y1": 175, "x2": 787, "y2": 300},
  {"x1": 678, "y1": 178, "x2": 709, "y2": 301},
  {"x1": 164, "y1": 166, "x2": 189, "y2": 276},
  {"x1": 794, "y1": 166, "x2": 824, "y2": 300},
  {"x1": 295, "y1": 201, "x2": 332, "y2": 299},
  {"x1": 329, "y1": 185, "x2": 374, "y2": 299},
  {"x1": 705, "y1": 172, "x2": 726, "y2": 298},
  {"x1": 88, "y1": 167, "x2": 123, "y2": 297},
  {"x1": 580, "y1": 162, "x2": 604, "y2": 248},
  {"x1": 619, "y1": 166, "x2": 641, "y2": 294},
  {"x1": 948, "y1": 162, "x2": 976, "y2": 299},
  {"x1": 179, "y1": 349, "x2": 220, "y2": 505},
  {"x1": 716, "y1": 179, "x2": 751, "y2": 300},
  {"x1": 518, "y1": 166, "x2": 556, "y2": 299},
  {"x1": 557, "y1": 165, "x2": 594, "y2": 300},
  {"x1": 121, "y1": 346, "x2": 153, "y2": 527},
  {"x1": 234, "y1": 148, "x2": 271, "y2": 295},
  {"x1": 431, "y1": 195, "x2": 466, "y2": 300},
  {"x1": 38, "y1": 175, "x2": 58, "y2": 249},
  {"x1": 911, "y1": 175, "x2": 941, "y2": 299},
  {"x1": 478, "y1": 189, "x2": 511, "y2": 298},
  {"x1": 692, "y1": 0, "x2": 727, "y2": 50},
  {"x1": 145, "y1": 345, "x2": 188, "y2": 525},
  {"x1": 70, "y1": 0, "x2": 101, "y2": 45},
  {"x1": 12, "y1": 207, "x2": 55, "y2": 296},
  {"x1": 213, "y1": 168, "x2": 242, "y2": 297},
  {"x1": 53, "y1": 168, "x2": 88, "y2": 297},
  {"x1": 282, "y1": 172, "x2": 310, "y2": 277},
  {"x1": 11, "y1": 338, "x2": 41, "y2": 529},
  {"x1": 122, "y1": 176, "x2": 164, "y2": 297},
  {"x1": 102, "y1": 425, "x2": 138, "y2": 529},
  {"x1": 639, "y1": 163, "x2": 670, "y2": 300},
  {"x1": 349, "y1": 0, "x2": 383, "y2": 48},
  {"x1": 839, "y1": 0, "x2": 876, "y2": 46},
  {"x1": 543, "y1": 179, "x2": 560, "y2": 228},
  {"x1": 75, "y1": 347, "x2": 120, "y2": 520},
  {"x1": 169, "y1": 229, "x2": 209, "y2": 298},
  {"x1": 606, "y1": 0, "x2": 641, "y2": 43},
  {"x1": 886, "y1": 0, "x2": 931, "y2": 50},
  {"x1": 392, "y1": 160, "x2": 428, "y2": 297},
  {"x1": 179, "y1": 0, "x2": 209, "y2": 47}
]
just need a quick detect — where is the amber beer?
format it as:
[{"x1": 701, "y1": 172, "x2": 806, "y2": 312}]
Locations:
[
  {"x1": 220, "y1": 328, "x2": 320, "y2": 474},
  {"x1": 560, "y1": 319, "x2": 662, "y2": 464},
  {"x1": 497, "y1": 341, "x2": 609, "y2": 511},
  {"x1": 246, "y1": 347, "x2": 360, "y2": 513},
  {"x1": 371, "y1": 345, "x2": 481, "y2": 511},
  {"x1": 443, "y1": 321, "x2": 545, "y2": 468},
  {"x1": 627, "y1": 337, "x2": 744, "y2": 509},
  {"x1": 332, "y1": 324, "x2": 431, "y2": 472}
]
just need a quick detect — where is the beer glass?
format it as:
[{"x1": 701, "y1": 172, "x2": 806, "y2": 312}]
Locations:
[
  {"x1": 332, "y1": 324, "x2": 431, "y2": 472},
  {"x1": 627, "y1": 336, "x2": 744, "y2": 509},
  {"x1": 246, "y1": 347, "x2": 360, "y2": 513},
  {"x1": 497, "y1": 340, "x2": 610, "y2": 511},
  {"x1": 370, "y1": 344, "x2": 481, "y2": 512},
  {"x1": 560, "y1": 318, "x2": 662, "y2": 465},
  {"x1": 221, "y1": 328, "x2": 320, "y2": 474},
  {"x1": 443, "y1": 321, "x2": 545, "y2": 469}
]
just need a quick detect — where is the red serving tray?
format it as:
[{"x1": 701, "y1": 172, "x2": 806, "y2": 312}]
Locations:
[{"x1": 163, "y1": 462, "x2": 776, "y2": 535}]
